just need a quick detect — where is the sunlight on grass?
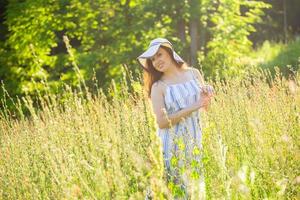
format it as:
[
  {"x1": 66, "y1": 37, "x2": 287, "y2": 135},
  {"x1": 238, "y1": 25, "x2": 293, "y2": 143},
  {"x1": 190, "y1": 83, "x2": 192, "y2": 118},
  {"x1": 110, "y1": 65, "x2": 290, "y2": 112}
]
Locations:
[
  {"x1": 0, "y1": 69, "x2": 299, "y2": 199},
  {"x1": 243, "y1": 38, "x2": 300, "y2": 72}
]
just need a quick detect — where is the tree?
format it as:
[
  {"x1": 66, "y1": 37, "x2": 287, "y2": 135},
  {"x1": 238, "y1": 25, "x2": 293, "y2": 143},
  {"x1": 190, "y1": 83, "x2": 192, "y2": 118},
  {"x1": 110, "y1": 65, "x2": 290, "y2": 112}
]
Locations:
[
  {"x1": 202, "y1": 0, "x2": 270, "y2": 78},
  {"x1": 0, "y1": 0, "x2": 273, "y2": 99}
]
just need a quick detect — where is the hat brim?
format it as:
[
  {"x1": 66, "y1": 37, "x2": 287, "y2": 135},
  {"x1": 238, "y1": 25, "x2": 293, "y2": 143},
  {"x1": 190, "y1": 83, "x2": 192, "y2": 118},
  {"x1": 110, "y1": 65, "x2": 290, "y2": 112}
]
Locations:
[{"x1": 137, "y1": 43, "x2": 184, "y2": 70}]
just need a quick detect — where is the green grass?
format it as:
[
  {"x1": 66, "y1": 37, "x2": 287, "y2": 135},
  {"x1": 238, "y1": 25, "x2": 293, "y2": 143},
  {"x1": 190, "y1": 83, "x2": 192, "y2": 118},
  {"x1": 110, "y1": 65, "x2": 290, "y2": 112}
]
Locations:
[
  {"x1": 0, "y1": 69, "x2": 299, "y2": 199},
  {"x1": 245, "y1": 38, "x2": 300, "y2": 75}
]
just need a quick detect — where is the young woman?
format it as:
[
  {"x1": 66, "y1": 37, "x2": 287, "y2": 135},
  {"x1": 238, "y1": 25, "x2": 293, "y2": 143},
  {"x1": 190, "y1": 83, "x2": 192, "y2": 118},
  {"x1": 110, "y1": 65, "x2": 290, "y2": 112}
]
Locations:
[{"x1": 137, "y1": 38, "x2": 214, "y2": 199}]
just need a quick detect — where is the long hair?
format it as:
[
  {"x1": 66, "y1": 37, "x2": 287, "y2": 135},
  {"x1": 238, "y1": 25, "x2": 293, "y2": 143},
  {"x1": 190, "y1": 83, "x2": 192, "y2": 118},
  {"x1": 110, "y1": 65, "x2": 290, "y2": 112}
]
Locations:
[{"x1": 143, "y1": 46, "x2": 184, "y2": 98}]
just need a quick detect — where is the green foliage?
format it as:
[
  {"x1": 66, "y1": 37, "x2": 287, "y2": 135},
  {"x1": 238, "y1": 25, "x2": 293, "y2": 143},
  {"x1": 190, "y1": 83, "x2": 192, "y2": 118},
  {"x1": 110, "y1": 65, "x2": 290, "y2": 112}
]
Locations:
[
  {"x1": 239, "y1": 38, "x2": 300, "y2": 77},
  {"x1": 251, "y1": 0, "x2": 300, "y2": 43},
  {"x1": 259, "y1": 39, "x2": 300, "y2": 75},
  {"x1": 202, "y1": 0, "x2": 271, "y2": 79},
  {"x1": 3, "y1": 0, "x2": 298, "y2": 99},
  {"x1": 2, "y1": 0, "x2": 62, "y2": 96},
  {"x1": 1, "y1": 0, "x2": 171, "y2": 96}
]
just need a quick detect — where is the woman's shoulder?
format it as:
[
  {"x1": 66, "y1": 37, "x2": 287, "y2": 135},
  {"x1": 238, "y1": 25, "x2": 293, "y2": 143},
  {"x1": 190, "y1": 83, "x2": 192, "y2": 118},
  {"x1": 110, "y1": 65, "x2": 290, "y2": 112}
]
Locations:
[
  {"x1": 151, "y1": 80, "x2": 167, "y2": 95},
  {"x1": 186, "y1": 66, "x2": 204, "y2": 84},
  {"x1": 186, "y1": 66, "x2": 200, "y2": 74}
]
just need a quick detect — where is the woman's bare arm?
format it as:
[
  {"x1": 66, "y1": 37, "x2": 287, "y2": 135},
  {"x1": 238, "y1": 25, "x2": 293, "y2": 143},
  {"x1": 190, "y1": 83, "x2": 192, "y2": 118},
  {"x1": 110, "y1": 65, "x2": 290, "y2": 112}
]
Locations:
[
  {"x1": 150, "y1": 82, "x2": 208, "y2": 129},
  {"x1": 191, "y1": 67, "x2": 205, "y2": 86},
  {"x1": 191, "y1": 68, "x2": 214, "y2": 111}
]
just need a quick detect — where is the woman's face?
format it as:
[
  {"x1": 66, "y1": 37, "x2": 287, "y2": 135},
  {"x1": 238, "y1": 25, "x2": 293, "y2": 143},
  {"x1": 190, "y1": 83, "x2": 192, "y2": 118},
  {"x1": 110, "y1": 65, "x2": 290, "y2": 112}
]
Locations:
[{"x1": 150, "y1": 47, "x2": 174, "y2": 72}]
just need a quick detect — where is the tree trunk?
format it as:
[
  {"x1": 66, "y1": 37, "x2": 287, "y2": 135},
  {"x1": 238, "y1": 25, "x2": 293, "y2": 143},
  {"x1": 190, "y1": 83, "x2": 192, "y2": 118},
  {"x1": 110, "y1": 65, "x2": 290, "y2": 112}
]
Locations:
[
  {"x1": 283, "y1": 0, "x2": 288, "y2": 43},
  {"x1": 177, "y1": 18, "x2": 186, "y2": 43},
  {"x1": 189, "y1": 18, "x2": 198, "y2": 67},
  {"x1": 176, "y1": 17, "x2": 188, "y2": 63},
  {"x1": 188, "y1": 0, "x2": 201, "y2": 67}
]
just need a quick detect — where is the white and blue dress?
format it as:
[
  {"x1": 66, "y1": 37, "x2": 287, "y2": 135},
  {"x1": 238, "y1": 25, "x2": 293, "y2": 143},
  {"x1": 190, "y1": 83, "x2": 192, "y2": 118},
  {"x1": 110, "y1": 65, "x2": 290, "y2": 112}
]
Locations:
[{"x1": 156, "y1": 69, "x2": 204, "y2": 195}]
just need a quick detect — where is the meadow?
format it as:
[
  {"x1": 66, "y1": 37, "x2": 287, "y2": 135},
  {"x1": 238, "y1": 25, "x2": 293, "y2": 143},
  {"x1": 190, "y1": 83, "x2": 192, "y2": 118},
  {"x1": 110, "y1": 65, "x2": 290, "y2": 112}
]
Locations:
[{"x1": 0, "y1": 68, "x2": 299, "y2": 199}]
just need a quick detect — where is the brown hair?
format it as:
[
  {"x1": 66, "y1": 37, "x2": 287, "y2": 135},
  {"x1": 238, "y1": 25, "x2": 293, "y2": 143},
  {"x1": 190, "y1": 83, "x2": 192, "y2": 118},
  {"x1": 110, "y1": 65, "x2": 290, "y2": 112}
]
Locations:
[{"x1": 143, "y1": 46, "x2": 184, "y2": 98}]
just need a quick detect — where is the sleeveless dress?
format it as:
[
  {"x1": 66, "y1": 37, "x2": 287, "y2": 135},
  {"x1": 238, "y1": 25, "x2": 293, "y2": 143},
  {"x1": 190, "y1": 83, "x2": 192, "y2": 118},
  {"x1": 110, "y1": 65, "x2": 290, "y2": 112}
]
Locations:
[{"x1": 157, "y1": 69, "x2": 205, "y2": 198}]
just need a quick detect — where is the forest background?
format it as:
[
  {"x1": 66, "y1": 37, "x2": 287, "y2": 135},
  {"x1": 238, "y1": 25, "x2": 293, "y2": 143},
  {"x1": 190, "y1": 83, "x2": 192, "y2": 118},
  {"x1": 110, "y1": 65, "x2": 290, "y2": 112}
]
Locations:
[{"x1": 0, "y1": 0, "x2": 299, "y2": 100}]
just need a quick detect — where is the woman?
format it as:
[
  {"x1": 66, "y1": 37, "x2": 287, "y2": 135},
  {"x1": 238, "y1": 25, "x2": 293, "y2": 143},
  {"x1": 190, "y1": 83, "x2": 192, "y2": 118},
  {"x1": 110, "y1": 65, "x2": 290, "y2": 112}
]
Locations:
[{"x1": 137, "y1": 38, "x2": 214, "y2": 199}]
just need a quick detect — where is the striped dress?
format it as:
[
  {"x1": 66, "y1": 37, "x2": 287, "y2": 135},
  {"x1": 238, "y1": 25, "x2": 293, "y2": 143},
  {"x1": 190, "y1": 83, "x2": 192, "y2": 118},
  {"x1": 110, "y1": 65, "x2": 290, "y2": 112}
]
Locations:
[{"x1": 157, "y1": 70, "x2": 204, "y2": 195}]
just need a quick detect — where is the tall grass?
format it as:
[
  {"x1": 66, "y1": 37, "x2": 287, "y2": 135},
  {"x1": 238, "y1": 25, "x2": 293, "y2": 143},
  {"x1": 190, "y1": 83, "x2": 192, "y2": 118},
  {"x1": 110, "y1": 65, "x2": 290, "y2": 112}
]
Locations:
[
  {"x1": 0, "y1": 82, "x2": 169, "y2": 199},
  {"x1": 0, "y1": 68, "x2": 299, "y2": 199},
  {"x1": 202, "y1": 69, "x2": 299, "y2": 199}
]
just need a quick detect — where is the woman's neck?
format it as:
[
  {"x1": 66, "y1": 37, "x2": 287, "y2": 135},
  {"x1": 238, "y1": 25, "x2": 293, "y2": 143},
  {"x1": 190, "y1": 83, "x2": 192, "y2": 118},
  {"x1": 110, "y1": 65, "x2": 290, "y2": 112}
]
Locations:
[{"x1": 162, "y1": 64, "x2": 187, "y2": 81}]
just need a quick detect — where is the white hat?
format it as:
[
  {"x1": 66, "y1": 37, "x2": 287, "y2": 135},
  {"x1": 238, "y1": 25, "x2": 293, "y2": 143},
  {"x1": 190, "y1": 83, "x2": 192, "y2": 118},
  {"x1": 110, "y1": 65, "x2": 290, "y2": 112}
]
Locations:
[{"x1": 137, "y1": 38, "x2": 185, "y2": 70}]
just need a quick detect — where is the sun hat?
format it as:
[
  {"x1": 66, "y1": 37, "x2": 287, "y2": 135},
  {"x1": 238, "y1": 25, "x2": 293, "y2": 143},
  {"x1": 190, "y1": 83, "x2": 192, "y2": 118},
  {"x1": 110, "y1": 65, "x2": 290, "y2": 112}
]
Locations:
[{"x1": 137, "y1": 38, "x2": 185, "y2": 70}]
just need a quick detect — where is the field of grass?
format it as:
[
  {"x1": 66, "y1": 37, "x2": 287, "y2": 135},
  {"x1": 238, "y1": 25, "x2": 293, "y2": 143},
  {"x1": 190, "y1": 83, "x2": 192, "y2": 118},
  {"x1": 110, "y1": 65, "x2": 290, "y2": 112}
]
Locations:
[
  {"x1": 0, "y1": 69, "x2": 299, "y2": 199},
  {"x1": 244, "y1": 38, "x2": 300, "y2": 76}
]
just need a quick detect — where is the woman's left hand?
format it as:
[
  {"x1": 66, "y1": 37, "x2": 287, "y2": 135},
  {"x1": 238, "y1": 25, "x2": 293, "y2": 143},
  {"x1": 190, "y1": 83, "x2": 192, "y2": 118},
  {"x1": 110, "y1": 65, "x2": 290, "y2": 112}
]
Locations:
[
  {"x1": 202, "y1": 85, "x2": 214, "y2": 97},
  {"x1": 201, "y1": 85, "x2": 214, "y2": 111}
]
